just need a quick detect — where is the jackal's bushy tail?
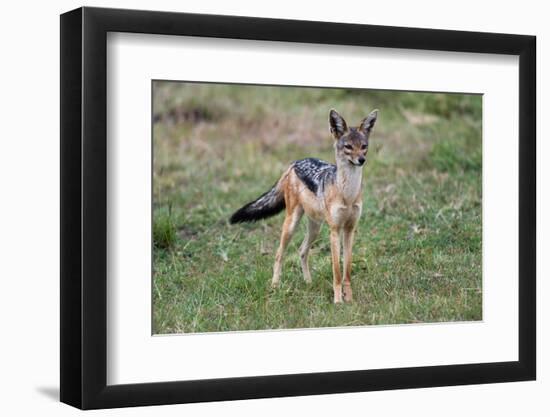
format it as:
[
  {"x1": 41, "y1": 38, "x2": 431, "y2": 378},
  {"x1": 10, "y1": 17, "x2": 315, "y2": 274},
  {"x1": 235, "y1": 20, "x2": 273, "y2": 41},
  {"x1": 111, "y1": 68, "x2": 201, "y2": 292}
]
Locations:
[{"x1": 229, "y1": 180, "x2": 286, "y2": 224}]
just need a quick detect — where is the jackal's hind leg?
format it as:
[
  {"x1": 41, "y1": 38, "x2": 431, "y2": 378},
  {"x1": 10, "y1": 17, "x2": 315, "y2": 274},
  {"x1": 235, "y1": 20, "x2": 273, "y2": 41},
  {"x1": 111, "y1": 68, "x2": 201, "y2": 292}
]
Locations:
[
  {"x1": 299, "y1": 218, "x2": 321, "y2": 284},
  {"x1": 271, "y1": 207, "x2": 303, "y2": 288}
]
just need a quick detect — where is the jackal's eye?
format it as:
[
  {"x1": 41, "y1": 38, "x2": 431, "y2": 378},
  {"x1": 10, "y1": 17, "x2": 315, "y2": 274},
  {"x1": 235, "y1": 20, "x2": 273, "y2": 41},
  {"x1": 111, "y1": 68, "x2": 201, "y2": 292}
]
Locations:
[
  {"x1": 344, "y1": 144, "x2": 353, "y2": 150},
  {"x1": 361, "y1": 144, "x2": 368, "y2": 150}
]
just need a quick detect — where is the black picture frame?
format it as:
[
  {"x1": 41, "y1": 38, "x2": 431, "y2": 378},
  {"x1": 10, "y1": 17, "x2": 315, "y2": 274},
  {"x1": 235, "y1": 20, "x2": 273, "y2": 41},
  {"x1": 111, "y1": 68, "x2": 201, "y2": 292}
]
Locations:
[{"x1": 60, "y1": 6, "x2": 536, "y2": 410}]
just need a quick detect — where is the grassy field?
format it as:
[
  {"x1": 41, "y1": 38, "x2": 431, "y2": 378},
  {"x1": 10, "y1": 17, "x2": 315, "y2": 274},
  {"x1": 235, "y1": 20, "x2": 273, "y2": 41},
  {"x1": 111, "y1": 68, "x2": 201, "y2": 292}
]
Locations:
[{"x1": 152, "y1": 81, "x2": 482, "y2": 334}]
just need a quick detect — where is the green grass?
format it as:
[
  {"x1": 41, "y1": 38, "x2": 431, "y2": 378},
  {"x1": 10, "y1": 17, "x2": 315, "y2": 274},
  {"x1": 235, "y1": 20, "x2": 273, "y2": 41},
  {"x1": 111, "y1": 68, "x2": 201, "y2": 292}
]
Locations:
[{"x1": 152, "y1": 82, "x2": 482, "y2": 334}]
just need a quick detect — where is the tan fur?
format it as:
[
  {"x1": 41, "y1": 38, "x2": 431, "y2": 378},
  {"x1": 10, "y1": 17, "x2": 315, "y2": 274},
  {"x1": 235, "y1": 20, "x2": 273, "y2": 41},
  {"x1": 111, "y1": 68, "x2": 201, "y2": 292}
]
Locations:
[{"x1": 270, "y1": 109, "x2": 378, "y2": 303}]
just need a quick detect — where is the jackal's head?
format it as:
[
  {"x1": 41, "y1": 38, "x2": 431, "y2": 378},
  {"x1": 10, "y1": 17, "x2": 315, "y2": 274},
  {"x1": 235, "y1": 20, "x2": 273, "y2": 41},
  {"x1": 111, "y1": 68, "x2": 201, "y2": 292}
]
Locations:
[{"x1": 329, "y1": 109, "x2": 378, "y2": 167}]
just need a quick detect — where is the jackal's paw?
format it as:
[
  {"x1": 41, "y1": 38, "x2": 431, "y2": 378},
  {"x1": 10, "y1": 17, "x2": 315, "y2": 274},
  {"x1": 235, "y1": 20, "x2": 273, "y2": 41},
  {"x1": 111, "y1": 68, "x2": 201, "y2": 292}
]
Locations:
[
  {"x1": 343, "y1": 285, "x2": 353, "y2": 303},
  {"x1": 271, "y1": 280, "x2": 280, "y2": 289}
]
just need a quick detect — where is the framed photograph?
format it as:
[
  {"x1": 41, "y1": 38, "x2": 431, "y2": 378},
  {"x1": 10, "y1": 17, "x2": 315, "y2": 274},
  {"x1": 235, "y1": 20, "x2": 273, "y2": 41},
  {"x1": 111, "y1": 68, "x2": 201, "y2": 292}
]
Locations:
[{"x1": 60, "y1": 6, "x2": 536, "y2": 410}]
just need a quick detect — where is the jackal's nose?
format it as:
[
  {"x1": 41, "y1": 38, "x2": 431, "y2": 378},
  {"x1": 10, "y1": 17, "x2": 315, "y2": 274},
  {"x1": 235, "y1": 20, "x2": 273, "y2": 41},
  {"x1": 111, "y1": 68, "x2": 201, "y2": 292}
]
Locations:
[{"x1": 358, "y1": 157, "x2": 366, "y2": 165}]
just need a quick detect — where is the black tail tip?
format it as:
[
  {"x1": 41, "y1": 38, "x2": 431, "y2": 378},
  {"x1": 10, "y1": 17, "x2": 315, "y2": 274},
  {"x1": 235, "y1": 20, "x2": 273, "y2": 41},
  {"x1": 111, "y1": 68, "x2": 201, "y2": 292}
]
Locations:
[
  {"x1": 229, "y1": 207, "x2": 251, "y2": 224},
  {"x1": 229, "y1": 192, "x2": 285, "y2": 224},
  {"x1": 229, "y1": 212, "x2": 244, "y2": 224}
]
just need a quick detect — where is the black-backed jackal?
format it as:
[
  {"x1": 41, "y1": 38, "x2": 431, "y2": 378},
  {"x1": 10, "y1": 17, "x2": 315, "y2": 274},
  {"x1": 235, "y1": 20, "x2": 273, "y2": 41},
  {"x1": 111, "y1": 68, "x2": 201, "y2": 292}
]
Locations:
[{"x1": 230, "y1": 109, "x2": 379, "y2": 303}]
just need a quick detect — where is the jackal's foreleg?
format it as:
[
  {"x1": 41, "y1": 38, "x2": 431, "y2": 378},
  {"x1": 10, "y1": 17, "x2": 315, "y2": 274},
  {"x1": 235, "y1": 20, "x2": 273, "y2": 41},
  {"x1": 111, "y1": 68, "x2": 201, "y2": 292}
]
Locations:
[
  {"x1": 342, "y1": 226, "x2": 356, "y2": 302},
  {"x1": 299, "y1": 218, "x2": 321, "y2": 283},
  {"x1": 329, "y1": 227, "x2": 343, "y2": 303},
  {"x1": 272, "y1": 207, "x2": 303, "y2": 288}
]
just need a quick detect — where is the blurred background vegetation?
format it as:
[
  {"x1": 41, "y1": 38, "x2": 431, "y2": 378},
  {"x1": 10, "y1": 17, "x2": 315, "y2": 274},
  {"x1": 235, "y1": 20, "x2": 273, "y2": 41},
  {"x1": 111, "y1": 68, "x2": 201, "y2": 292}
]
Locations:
[{"x1": 152, "y1": 81, "x2": 482, "y2": 334}]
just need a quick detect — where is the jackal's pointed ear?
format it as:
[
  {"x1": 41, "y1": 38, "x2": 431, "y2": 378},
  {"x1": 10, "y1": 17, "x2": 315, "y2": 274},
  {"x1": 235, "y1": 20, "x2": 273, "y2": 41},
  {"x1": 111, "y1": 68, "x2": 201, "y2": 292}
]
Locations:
[
  {"x1": 359, "y1": 109, "x2": 379, "y2": 134},
  {"x1": 329, "y1": 109, "x2": 348, "y2": 139}
]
